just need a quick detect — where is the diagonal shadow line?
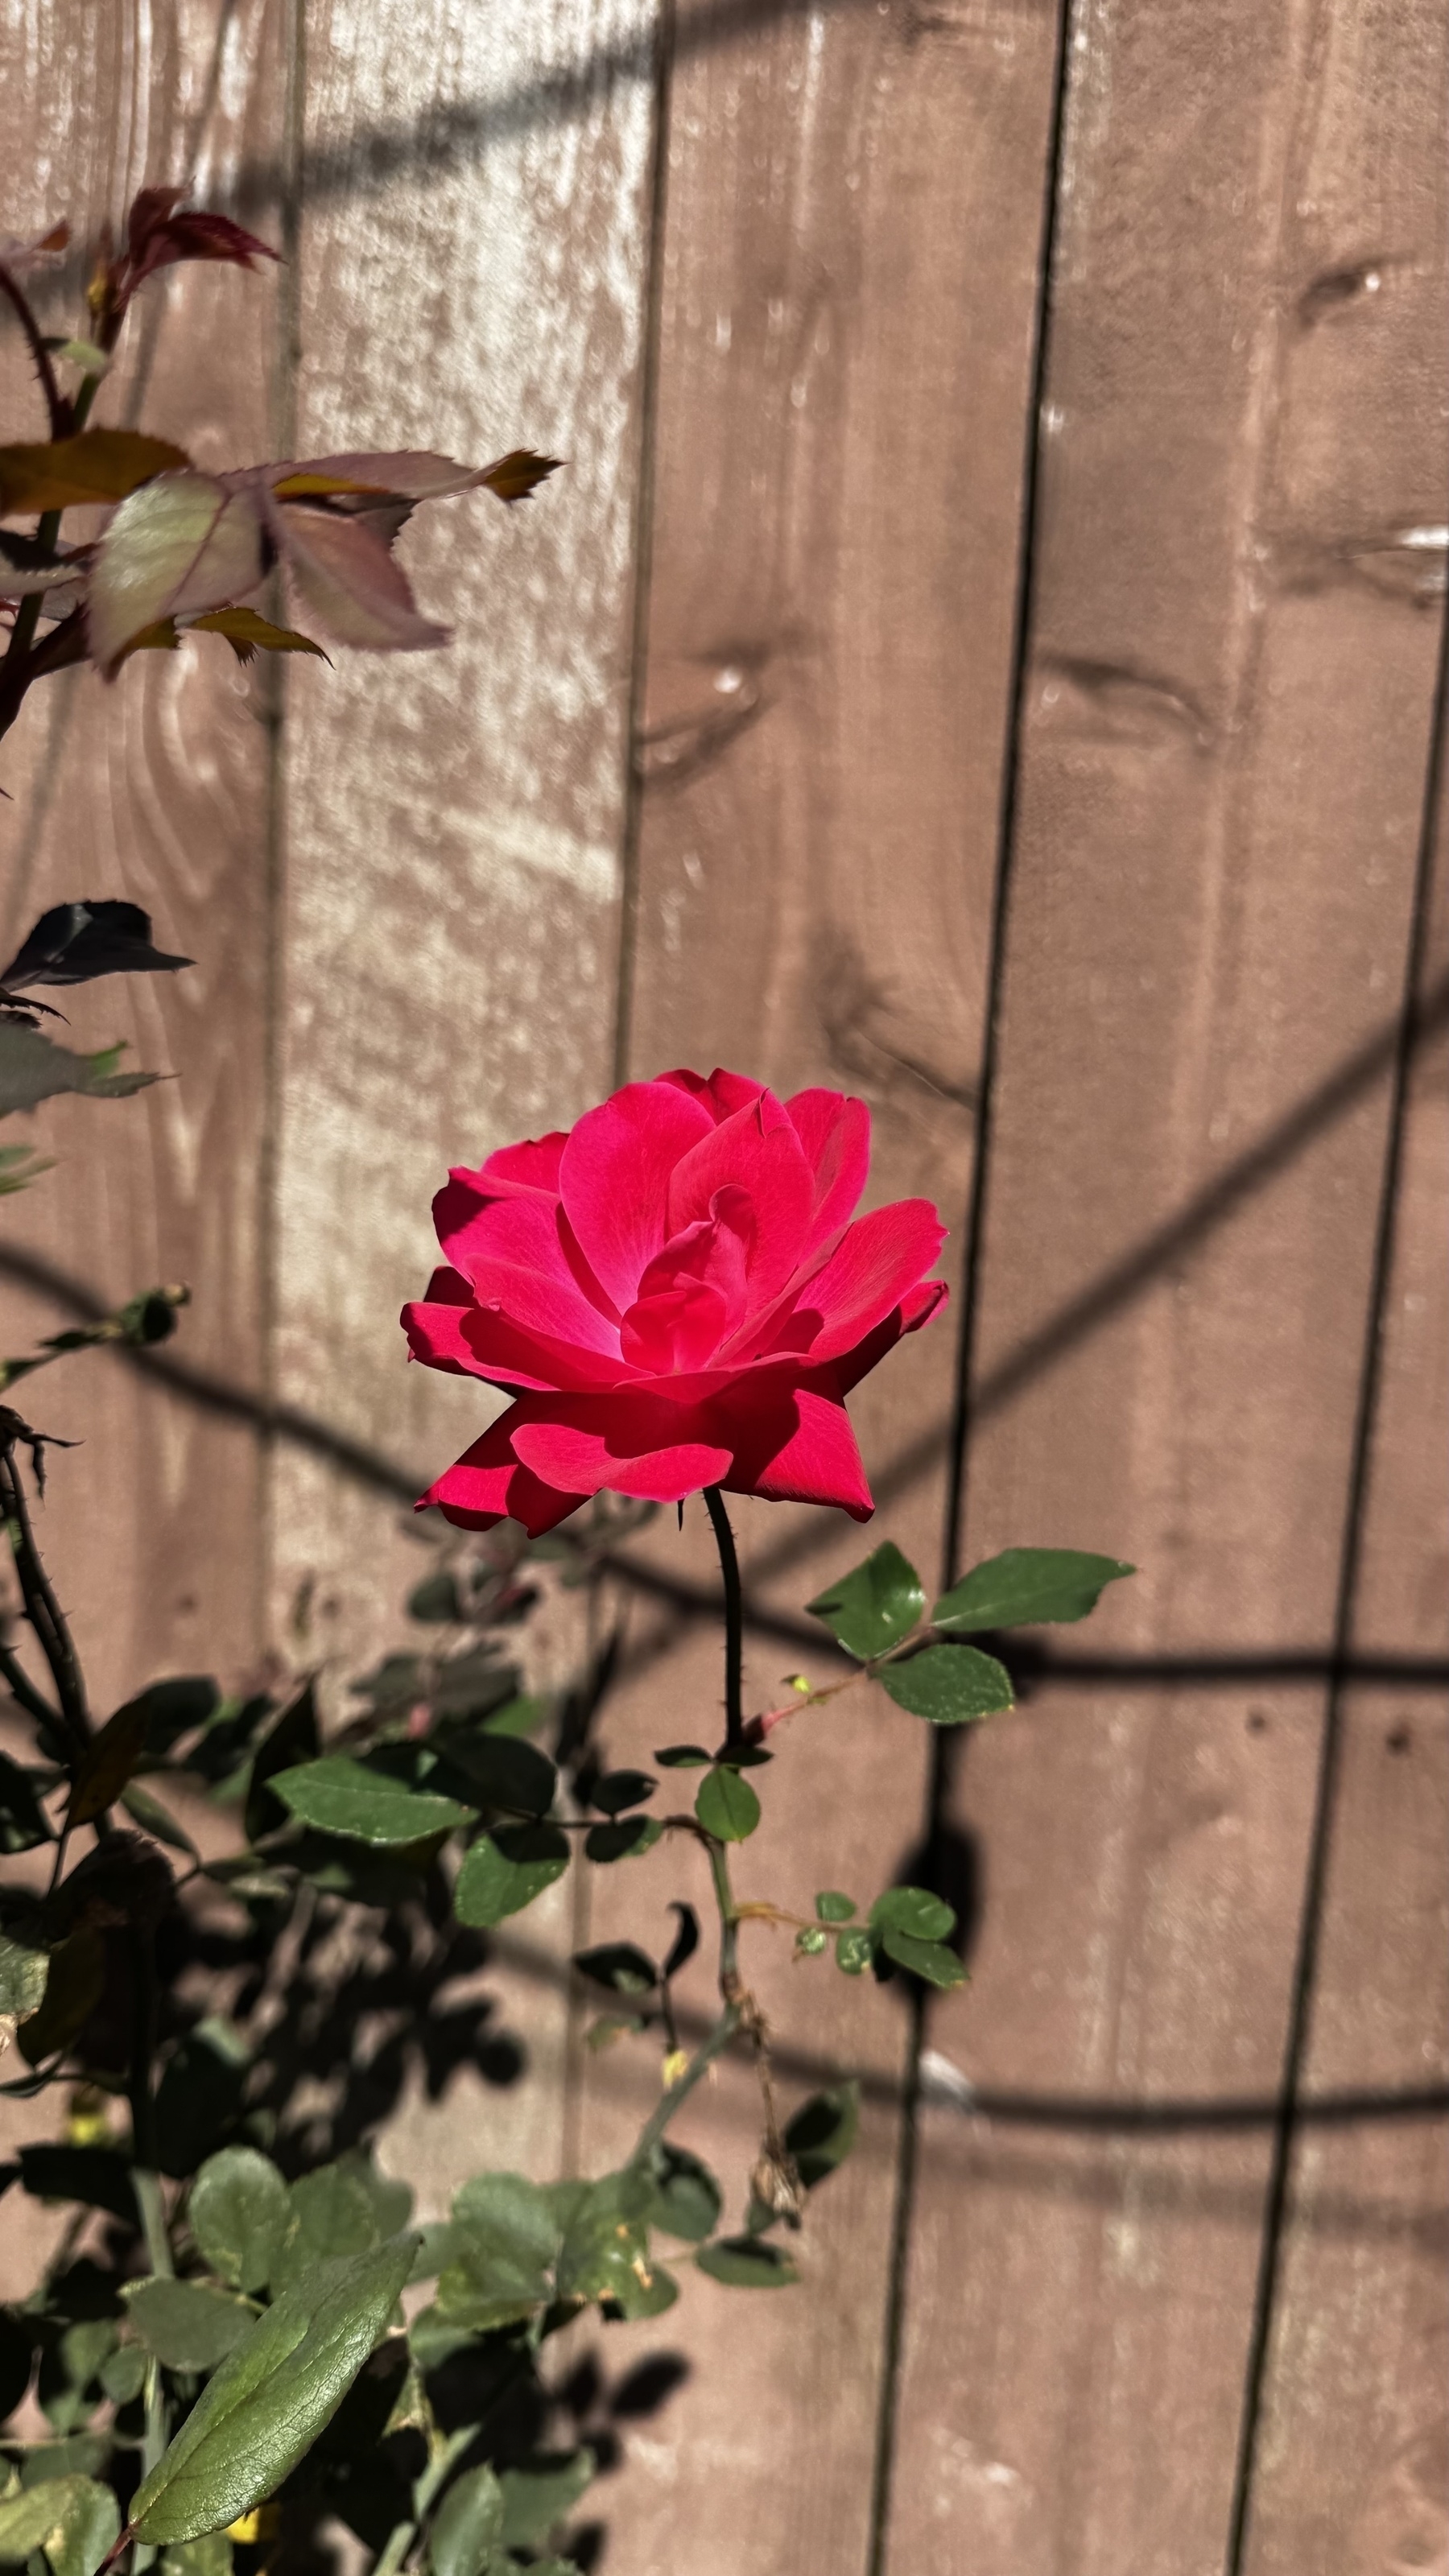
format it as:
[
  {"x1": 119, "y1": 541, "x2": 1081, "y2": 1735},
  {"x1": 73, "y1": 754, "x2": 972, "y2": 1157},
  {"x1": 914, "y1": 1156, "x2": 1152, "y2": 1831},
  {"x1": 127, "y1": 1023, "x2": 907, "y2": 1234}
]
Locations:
[
  {"x1": 727, "y1": 966, "x2": 1449, "y2": 1597},
  {"x1": 2, "y1": 1241, "x2": 1444, "y2": 1698},
  {"x1": 0, "y1": 0, "x2": 882, "y2": 332},
  {"x1": 5, "y1": 954, "x2": 1449, "y2": 1690},
  {"x1": 493, "y1": 1924, "x2": 1449, "y2": 2132}
]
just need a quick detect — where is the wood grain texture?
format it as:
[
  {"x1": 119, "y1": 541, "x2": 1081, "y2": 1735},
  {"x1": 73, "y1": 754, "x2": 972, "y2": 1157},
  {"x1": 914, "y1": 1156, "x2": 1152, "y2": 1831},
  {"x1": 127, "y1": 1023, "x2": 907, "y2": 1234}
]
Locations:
[
  {"x1": 0, "y1": 0, "x2": 286, "y2": 1717},
  {"x1": 886, "y1": 0, "x2": 1449, "y2": 2563},
  {"x1": 272, "y1": 0, "x2": 656, "y2": 1682},
  {"x1": 1239, "y1": 763, "x2": 1449, "y2": 2576},
  {"x1": 272, "y1": 0, "x2": 660, "y2": 2186},
  {"x1": 581, "y1": 1, "x2": 1063, "y2": 2567}
]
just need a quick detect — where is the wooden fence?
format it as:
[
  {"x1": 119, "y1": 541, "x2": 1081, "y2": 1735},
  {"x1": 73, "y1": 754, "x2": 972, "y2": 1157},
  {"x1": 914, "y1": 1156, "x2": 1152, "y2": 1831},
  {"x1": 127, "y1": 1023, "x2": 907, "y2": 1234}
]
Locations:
[{"x1": 2, "y1": 0, "x2": 1447, "y2": 2570}]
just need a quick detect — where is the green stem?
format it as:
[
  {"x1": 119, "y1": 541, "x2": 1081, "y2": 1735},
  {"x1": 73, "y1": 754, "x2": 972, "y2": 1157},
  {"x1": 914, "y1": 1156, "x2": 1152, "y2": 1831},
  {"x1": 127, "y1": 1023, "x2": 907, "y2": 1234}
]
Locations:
[
  {"x1": 630, "y1": 1834, "x2": 743, "y2": 2169},
  {"x1": 130, "y1": 1944, "x2": 171, "y2": 2576},
  {"x1": 703, "y1": 1485, "x2": 745, "y2": 1752},
  {"x1": 630, "y1": 1998, "x2": 742, "y2": 2170}
]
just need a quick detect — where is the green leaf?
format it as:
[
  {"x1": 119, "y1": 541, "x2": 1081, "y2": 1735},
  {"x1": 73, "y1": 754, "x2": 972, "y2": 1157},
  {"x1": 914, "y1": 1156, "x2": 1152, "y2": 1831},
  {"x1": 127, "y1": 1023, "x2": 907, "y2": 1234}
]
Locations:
[
  {"x1": 453, "y1": 1825, "x2": 569, "y2": 1927},
  {"x1": 933, "y1": 1547, "x2": 1134, "y2": 1633},
  {"x1": 120, "y1": 1781, "x2": 199, "y2": 1858},
  {"x1": 98, "y1": 2347, "x2": 147, "y2": 2405},
  {"x1": 113, "y1": 1678, "x2": 220, "y2": 1757},
  {"x1": 478, "y1": 1692, "x2": 549, "y2": 1739},
  {"x1": 159, "y1": 2537, "x2": 232, "y2": 2576},
  {"x1": 243, "y1": 1684, "x2": 318, "y2": 1844},
  {"x1": 583, "y1": 1815, "x2": 662, "y2": 1863},
  {"x1": 783, "y1": 2082, "x2": 859, "y2": 2189},
  {"x1": 407, "y1": 1570, "x2": 462, "y2": 1623},
  {"x1": 553, "y1": 2171, "x2": 654, "y2": 2310},
  {"x1": 0, "y1": 1024, "x2": 160, "y2": 1121},
  {"x1": 571, "y1": 1942, "x2": 656, "y2": 1996},
  {"x1": 643, "y1": 2145, "x2": 720, "y2": 2244},
  {"x1": 18, "y1": 1926, "x2": 105, "y2": 2066},
  {"x1": 130, "y1": 2237, "x2": 415, "y2": 2545},
  {"x1": 272, "y1": 2164, "x2": 381, "y2": 2292},
  {"x1": 696, "y1": 2238, "x2": 798, "y2": 2289},
  {"x1": 869, "y1": 1886, "x2": 956, "y2": 1942},
  {"x1": 430, "y1": 2467, "x2": 504, "y2": 2576},
  {"x1": 878, "y1": 1643, "x2": 1013, "y2": 1724},
  {"x1": 0, "y1": 1927, "x2": 48, "y2": 2021},
  {"x1": 269, "y1": 1756, "x2": 474, "y2": 1847},
  {"x1": 122, "y1": 2280, "x2": 252, "y2": 2374},
  {"x1": 439, "y1": 1732, "x2": 555, "y2": 1819},
  {"x1": 589, "y1": 1770, "x2": 655, "y2": 1816},
  {"x1": 878, "y1": 1930, "x2": 965, "y2": 1989},
  {"x1": 19, "y1": 2146, "x2": 135, "y2": 2225},
  {"x1": 807, "y1": 1542, "x2": 924, "y2": 1660},
  {"x1": 0, "y1": 2475, "x2": 119, "y2": 2576},
  {"x1": 834, "y1": 1928, "x2": 873, "y2": 1977},
  {"x1": 436, "y1": 2175, "x2": 559, "y2": 2331},
  {"x1": 813, "y1": 1891, "x2": 856, "y2": 1924},
  {"x1": 189, "y1": 2148, "x2": 290, "y2": 2293},
  {"x1": 67, "y1": 1699, "x2": 149, "y2": 1827},
  {"x1": 653, "y1": 1744, "x2": 711, "y2": 1769},
  {"x1": 794, "y1": 1926, "x2": 828, "y2": 1956},
  {"x1": 694, "y1": 1766, "x2": 760, "y2": 1842},
  {"x1": 0, "y1": 1141, "x2": 53, "y2": 1195},
  {"x1": 0, "y1": 1752, "x2": 52, "y2": 1854},
  {"x1": 497, "y1": 2452, "x2": 594, "y2": 2552}
]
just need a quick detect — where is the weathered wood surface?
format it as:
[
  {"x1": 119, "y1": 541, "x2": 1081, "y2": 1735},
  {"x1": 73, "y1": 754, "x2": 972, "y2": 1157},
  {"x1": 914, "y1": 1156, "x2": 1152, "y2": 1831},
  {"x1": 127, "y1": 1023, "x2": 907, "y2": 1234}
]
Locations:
[
  {"x1": 1, "y1": 0, "x2": 1446, "y2": 2562},
  {"x1": 575, "y1": 2, "x2": 1063, "y2": 2568},
  {"x1": 1239, "y1": 759, "x2": 1449, "y2": 2576},
  {"x1": 0, "y1": 0, "x2": 284, "y2": 1715},
  {"x1": 886, "y1": 0, "x2": 1449, "y2": 2562},
  {"x1": 275, "y1": 0, "x2": 661, "y2": 2186}
]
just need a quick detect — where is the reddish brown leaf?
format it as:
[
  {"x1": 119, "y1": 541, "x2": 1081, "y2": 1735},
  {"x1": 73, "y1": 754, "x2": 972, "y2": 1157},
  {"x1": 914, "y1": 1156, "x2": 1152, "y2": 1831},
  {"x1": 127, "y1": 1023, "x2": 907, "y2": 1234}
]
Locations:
[
  {"x1": 477, "y1": 448, "x2": 564, "y2": 504},
  {"x1": 188, "y1": 606, "x2": 330, "y2": 664},
  {"x1": 0, "y1": 428, "x2": 191, "y2": 518}
]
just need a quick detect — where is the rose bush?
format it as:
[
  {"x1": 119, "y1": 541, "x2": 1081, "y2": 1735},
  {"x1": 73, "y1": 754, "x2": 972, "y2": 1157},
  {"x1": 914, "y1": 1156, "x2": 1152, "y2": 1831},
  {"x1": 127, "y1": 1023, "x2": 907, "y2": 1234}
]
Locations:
[{"x1": 403, "y1": 1067, "x2": 947, "y2": 1534}]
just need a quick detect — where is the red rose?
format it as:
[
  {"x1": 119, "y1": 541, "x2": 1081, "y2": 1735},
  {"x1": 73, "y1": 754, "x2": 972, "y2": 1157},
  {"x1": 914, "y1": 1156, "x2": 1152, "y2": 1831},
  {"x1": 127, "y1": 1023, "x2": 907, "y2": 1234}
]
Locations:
[{"x1": 403, "y1": 1069, "x2": 947, "y2": 1537}]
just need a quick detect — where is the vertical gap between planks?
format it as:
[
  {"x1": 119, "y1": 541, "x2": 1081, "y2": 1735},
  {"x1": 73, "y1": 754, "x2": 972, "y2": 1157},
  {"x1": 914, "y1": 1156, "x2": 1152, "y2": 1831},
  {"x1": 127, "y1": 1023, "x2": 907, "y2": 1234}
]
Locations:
[
  {"x1": 611, "y1": 0, "x2": 675, "y2": 1089},
  {"x1": 257, "y1": 0, "x2": 307, "y2": 1652},
  {"x1": 863, "y1": 2, "x2": 1078, "y2": 2566},
  {"x1": 1222, "y1": 583, "x2": 1449, "y2": 2576}
]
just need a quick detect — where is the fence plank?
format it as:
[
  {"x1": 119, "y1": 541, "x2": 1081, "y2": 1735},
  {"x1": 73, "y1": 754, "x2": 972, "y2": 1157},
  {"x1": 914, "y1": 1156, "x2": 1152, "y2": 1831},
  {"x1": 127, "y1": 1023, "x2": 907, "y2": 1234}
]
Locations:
[
  {"x1": 576, "y1": 1, "x2": 1063, "y2": 2567},
  {"x1": 273, "y1": 0, "x2": 658, "y2": 2184},
  {"x1": 0, "y1": 0, "x2": 286, "y2": 1715},
  {"x1": 885, "y1": 0, "x2": 1449, "y2": 2562},
  {"x1": 1238, "y1": 754, "x2": 1449, "y2": 2574}
]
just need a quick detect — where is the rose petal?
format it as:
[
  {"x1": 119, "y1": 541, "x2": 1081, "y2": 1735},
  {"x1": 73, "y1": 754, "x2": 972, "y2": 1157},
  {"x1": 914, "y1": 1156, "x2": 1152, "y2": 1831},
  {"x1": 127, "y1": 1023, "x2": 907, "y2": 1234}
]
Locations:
[
  {"x1": 513, "y1": 1411, "x2": 732, "y2": 1504},
  {"x1": 767, "y1": 1200, "x2": 947, "y2": 1364},
  {"x1": 724, "y1": 1383, "x2": 873, "y2": 1520},
  {"x1": 786, "y1": 1088, "x2": 871, "y2": 1253},
  {"x1": 422, "y1": 1406, "x2": 587, "y2": 1538},
  {"x1": 830, "y1": 1277, "x2": 951, "y2": 1395},
  {"x1": 470, "y1": 1133, "x2": 567, "y2": 1199},
  {"x1": 665, "y1": 1093, "x2": 815, "y2": 1304},
  {"x1": 558, "y1": 1079, "x2": 714, "y2": 1311},
  {"x1": 657, "y1": 1067, "x2": 767, "y2": 1125},
  {"x1": 435, "y1": 1180, "x2": 623, "y2": 1361}
]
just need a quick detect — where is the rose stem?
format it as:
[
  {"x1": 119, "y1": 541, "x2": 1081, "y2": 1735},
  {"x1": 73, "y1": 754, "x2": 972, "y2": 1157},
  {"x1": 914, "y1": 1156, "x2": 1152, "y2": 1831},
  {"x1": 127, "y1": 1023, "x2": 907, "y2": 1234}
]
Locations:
[{"x1": 702, "y1": 1483, "x2": 745, "y2": 1753}]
